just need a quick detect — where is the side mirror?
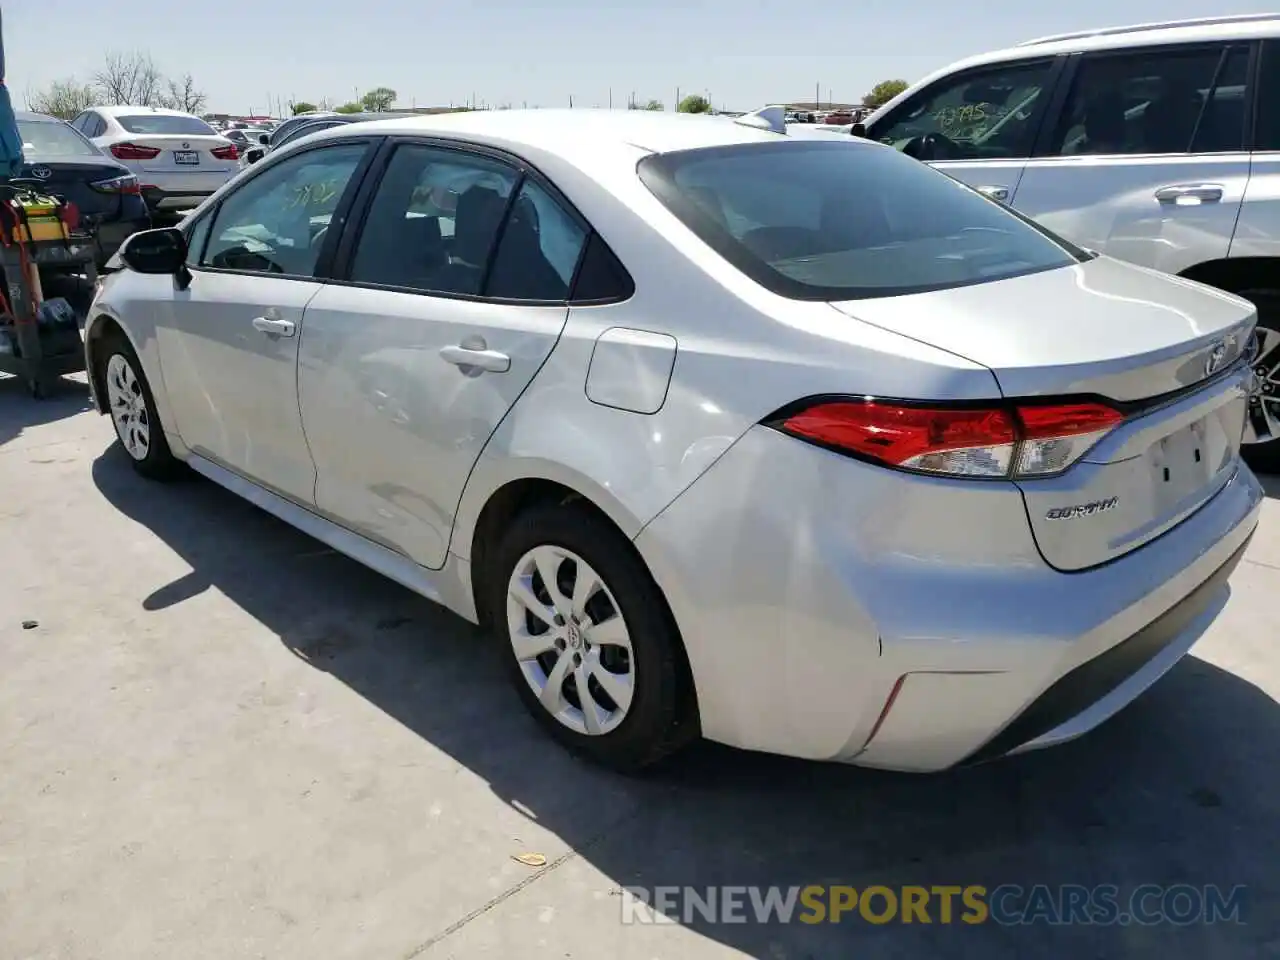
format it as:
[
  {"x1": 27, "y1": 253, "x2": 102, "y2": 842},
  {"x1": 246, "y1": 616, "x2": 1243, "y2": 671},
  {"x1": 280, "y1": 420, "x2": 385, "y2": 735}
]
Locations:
[
  {"x1": 257, "y1": 133, "x2": 269, "y2": 145},
  {"x1": 245, "y1": 147, "x2": 265, "y2": 165},
  {"x1": 850, "y1": 122, "x2": 868, "y2": 138},
  {"x1": 119, "y1": 227, "x2": 187, "y2": 274}
]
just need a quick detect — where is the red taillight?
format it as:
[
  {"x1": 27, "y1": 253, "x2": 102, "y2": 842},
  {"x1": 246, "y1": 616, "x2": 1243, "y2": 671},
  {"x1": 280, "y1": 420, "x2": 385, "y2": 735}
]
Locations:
[
  {"x1": 89, "y1": 174, "x2": 142, "y2": 195},
  {"x1": 110, "y1": 142, "x2": 162, "y2": 160},
  {"x1": 770, "y1": 397, "x2": 1124, "y2": 479},
  {"x1": 211, "y1": 143, "x2": 239, "y2": 160}
]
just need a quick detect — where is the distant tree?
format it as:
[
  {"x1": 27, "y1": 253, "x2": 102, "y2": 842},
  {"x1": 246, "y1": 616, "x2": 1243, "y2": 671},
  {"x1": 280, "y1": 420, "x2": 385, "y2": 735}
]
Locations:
[
  {"x1": 25, "y1": 78, "x2": 100, "y2": 120},
  {"x1": 677, "y1": 94, "x2": 711, "y2": 114},
  {"x1": 334, "y1": 101, "x2": 363, "y2": 114},
  {"x1": 290, "y1": 101, "x2": 318, "y2": 115},
  {"x1": 864, "y1": 79, "x2": 909, "y2": 110},
  {"x1": 360, "y1": 86, "x2": 397, "y2": 112},
  {"x1": 644, "y1": 99, "x2": 664, "y2": 111},
  {"x1": 94, "y1": 50, "x2": 163, "y2": 106},
  {"x1": 159, "y1": 73, "x2": 207, "y2": 114}
]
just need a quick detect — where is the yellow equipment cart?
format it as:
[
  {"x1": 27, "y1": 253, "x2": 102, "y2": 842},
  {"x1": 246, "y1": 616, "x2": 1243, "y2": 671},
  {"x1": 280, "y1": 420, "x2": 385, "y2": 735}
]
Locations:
[{"x1": 0, "y1": 184, "x2": 97, "y2": 398}]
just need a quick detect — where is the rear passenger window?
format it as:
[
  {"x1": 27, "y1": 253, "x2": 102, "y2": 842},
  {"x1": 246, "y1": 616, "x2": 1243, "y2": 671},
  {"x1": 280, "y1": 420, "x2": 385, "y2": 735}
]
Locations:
[
  {"x1": 348, "y1": 144, "x2": 518, "y2": 296},
  {"x1": 1257, "y1": 40, "x2": 1280, "y2": 151},
  {"x1": 1048, "y1": 44, "x2": 1249, "y2": 156},
  {"x1": 485, "y1": 180, "x2": 587, "y2": 301}
]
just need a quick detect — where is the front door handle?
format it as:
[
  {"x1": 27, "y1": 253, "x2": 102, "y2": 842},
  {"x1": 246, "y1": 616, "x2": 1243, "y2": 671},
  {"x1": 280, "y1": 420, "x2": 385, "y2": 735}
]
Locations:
[
  {"x1": 440, "y1": 342, "x2": 511, "y2": 373},
  {"x1": 977, "y1": 184, "x2": 1010, "y2": 202},
  {"x1": 252, "y1": 316, "x2": 296, "y2": 337},
  {"x1": 1155, "y1": 183, "x2": 1224, "y2": 204}
]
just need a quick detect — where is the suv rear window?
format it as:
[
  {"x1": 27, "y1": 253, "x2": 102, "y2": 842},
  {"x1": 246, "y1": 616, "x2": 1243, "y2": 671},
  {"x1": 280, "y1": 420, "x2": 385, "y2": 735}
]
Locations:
[
  {"x1": 116, "y1": 114, "x2": 217, "y2": 136},
  {"x1": 637, "y1": 140, "x2": 1082, "y2": 301}
]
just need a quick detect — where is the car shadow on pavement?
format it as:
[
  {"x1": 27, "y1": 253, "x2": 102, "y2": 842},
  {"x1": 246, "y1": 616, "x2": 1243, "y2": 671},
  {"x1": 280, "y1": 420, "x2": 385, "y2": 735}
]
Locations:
[
  {"x1": 0, "y1": 372, "x2": 93, "y2": 448},
  {"x1": 1258, "y1": 471, "x2": 1280, "y2": 499},
  {"x1": 90, "y1": 445, "x2": 1280, "y2": 960}
]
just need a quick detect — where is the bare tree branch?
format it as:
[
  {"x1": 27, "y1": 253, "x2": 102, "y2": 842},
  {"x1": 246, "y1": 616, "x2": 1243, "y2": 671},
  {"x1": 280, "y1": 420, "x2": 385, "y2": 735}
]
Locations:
[
  {"x1": 93, "y1": 51, "x2": 163, "y2": 106},
  {"x1": 159, "y1": 74, "x2": 207, "y2": 115},
  {"x1": 25, "y1": 78, "x2": 101, "y2": 120}
]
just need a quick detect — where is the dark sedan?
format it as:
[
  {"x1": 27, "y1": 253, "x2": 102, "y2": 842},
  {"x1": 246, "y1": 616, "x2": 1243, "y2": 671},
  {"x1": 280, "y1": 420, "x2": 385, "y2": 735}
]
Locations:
[{"x1": 16, "y1": 111, "x2": 150, "y2": 266}]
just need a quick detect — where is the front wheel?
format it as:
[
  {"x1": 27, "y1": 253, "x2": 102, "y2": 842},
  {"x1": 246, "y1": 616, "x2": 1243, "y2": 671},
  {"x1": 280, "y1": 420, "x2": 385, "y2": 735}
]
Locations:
[
  {"x1": 1240, "y1": 290, "x2": 1280, "y2": 473},
  {"x1": 489, "y1": 502, "x2": 696, "y2": 772},
  {"x1": 98, "y1": 336, "x2": 183, "y2": 480}
]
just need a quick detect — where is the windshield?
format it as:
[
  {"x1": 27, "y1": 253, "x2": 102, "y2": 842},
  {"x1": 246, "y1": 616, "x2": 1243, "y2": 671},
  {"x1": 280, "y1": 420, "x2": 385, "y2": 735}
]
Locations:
[
  {"x1": 637, "y1": 140, "x2": 1083, "y2": 300},
  {"x1": 18, "y1": 119, "x2": 100, "y2": 158},
  {"x1": 117, "y1": 114, "x2": 217, "y2": 136}
]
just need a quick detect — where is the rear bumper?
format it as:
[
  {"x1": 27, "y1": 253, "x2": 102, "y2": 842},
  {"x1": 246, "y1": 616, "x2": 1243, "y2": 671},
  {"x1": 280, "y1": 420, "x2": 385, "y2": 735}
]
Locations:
[
  {"x1": 93, "y1": 215, "x2": 151, "y2": 264},
  {"x1": 635, "y1": 425, "x2": 1264, "y2": 770}
]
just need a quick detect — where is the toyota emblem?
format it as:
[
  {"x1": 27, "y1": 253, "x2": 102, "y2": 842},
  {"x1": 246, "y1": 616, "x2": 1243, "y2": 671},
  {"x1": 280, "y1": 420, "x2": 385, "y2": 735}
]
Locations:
[
  {"x1": 1204, "y1": 339, "x2": 1228, "y2": 377},
  {"x1": 30, "y1": 165, "x2": 51, "y2": 179},
  {"x1": 181, "y1": 141, "x2": 190, "y2": 149}
]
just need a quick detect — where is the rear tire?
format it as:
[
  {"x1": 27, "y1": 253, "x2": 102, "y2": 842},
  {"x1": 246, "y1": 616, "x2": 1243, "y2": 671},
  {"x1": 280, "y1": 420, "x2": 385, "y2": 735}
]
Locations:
[
  {"x1": 487, "y1": 501, "x2": 696, "y2": 772},
  {"x1": 1239, "y1": 289, "x2": 1280, "y2": 474},
  {"x1": 96, "y1": 333, "x2": 183, "y2": 480}
]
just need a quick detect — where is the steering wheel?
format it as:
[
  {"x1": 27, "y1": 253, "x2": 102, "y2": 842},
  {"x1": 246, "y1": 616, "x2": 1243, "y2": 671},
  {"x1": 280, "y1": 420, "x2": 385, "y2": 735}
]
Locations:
[{"x1": 902, "y1": 131, "x2": 964, "y2": 161}]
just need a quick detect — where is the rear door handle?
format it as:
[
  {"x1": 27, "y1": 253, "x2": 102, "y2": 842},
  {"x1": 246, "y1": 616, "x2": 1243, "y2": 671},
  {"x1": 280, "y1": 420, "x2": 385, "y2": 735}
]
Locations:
[
  {"x1": 440, "y1": 344, "x2": 511, "y2": 373},
  {"x1": 1155, "y1": 183, "x2": 1224, "y2": 204},
  {"x1": 977, "y1": 184, "x2": 1010, "y2": 202},
  {"x1": 252, "y1": 316, "x2": 295, "y2": 337}
]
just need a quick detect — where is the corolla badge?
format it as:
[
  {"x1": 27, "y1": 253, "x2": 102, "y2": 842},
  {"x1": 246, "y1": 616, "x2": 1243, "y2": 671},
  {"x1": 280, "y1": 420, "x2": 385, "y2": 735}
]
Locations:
[
  {"x1": 30, "y1": 165, "x2": 51, "y2": 179},
  {"x1": 1204, "y1": 339, "x2": 1229, "y2": 377},
  {"x1": 1045, "y1": 496, "x2": 1119, "y2": 520}
]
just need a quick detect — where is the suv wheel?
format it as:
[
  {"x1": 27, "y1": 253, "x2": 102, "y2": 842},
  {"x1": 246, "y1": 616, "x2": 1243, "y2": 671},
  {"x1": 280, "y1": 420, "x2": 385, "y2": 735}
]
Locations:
[{"x1": 1241, "y1": 289, "x2": 1280, "y2": 473}]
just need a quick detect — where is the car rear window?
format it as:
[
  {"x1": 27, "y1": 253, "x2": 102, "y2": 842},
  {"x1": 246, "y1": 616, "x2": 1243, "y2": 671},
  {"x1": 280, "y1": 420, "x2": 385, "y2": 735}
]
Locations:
[
  {"x1": 637, "y1": 140, "x2": 1083, "y2": 300},
  {"x1": 18, "y1": 119, "x2": 100, "y2": 158},
  {"x1": 116, "y1": 114, "x2": 217, "y2": 136}
]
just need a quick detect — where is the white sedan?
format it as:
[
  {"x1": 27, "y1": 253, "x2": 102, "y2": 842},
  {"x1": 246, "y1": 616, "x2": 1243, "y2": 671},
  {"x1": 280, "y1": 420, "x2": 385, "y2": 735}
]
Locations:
[{"x1": 84, "y1": 109, "x2": 1260, "y2": 771}]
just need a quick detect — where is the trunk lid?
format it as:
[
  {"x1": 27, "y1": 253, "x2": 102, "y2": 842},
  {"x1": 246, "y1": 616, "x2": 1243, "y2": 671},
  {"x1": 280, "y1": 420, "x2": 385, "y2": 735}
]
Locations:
[{"x1": 830, "y1": 257, "x2": 1257, "y2": 570}]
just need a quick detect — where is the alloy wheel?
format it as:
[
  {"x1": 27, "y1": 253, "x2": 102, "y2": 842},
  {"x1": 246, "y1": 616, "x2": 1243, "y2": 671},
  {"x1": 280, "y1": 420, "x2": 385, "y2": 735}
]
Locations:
[
  {"x1": 506, "y1": 545, "x2": 635, "y2": 736},
  {"x1": 105, "y1": 353, "x2": 151, "y2": 461}
]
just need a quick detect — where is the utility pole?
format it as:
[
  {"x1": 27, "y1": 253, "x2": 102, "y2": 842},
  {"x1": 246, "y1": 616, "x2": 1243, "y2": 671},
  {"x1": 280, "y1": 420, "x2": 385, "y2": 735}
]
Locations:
[
  {"x1": 676, "y1": 86, "x2": 681, "y2": 111},
  {"x1": 815, "y1": 81, "x2": 819, "y2": 110},
  {"x1": 608, "y1": 88, "x2": 612, "y2": 109}
]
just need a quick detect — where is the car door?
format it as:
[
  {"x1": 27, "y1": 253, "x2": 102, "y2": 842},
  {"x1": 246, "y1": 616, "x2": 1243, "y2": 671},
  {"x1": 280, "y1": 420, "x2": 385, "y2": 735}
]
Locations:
[
  {"x1": 298, "y1": 140, "x2": 589, "y2": 568},
  {"x1": 157, "y1": 139, "x2": 375, "y2": 503},
  {"x1": 864, "y1": 56, "x2": 1064, "y2": 202},
  {"x1": 1231, "y1": 38, "x2": 1280, "y2": 263},
  {"x1": 1011, "y1": 41, "x2": 1253, "y2": 274}
]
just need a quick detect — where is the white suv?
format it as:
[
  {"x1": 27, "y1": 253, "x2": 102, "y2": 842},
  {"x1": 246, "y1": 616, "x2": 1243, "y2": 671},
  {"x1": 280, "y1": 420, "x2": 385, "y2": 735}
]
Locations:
[
  {"x1": 69, "y1": 106, "x2": 240, "y2": 215},
  {"x1": 859, "y1": 13, "x2": 1280, "y2": 468}
]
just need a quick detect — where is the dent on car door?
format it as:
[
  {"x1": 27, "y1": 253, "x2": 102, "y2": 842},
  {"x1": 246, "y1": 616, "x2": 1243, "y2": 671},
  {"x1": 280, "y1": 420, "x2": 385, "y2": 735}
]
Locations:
[
  {"x1": 299, "y1": 142, "x2": 588, "y2": 568},
  {"x1": 867, "y1": 58, "x2": 1060, "y2": 201},
  {"x1": 1012, "y1": 43, "x2": 1252, "y2": 273},
  {"x1": 157, "y1": 141, "x2": 371, "y2": 502}
]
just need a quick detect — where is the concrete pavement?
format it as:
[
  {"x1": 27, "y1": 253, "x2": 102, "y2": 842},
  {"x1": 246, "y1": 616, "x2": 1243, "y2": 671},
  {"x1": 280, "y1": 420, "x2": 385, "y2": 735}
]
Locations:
[{"x1": 1, "y1": 373, "x2": 1278, "y2": 959}]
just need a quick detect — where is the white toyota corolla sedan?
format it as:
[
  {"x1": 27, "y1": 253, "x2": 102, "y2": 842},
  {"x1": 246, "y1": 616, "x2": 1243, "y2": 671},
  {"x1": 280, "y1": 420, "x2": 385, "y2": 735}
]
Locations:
[{"x1": 85, "y1": 108, "x2": 1262, "y2": 772}]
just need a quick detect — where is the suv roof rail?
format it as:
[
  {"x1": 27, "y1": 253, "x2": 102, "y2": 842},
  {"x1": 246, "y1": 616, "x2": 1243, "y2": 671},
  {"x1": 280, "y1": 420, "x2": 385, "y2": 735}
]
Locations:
[{"x1": 1017, "y1": 12, "x2": 1280, "y2": 47}]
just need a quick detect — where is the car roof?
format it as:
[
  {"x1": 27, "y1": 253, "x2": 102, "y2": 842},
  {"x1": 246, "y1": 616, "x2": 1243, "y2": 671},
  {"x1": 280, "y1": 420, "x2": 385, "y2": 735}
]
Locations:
[
  {"x1": 308, "y1": 108, "x2": 790, "y2": 157},
  {"x1": 954, "y1": 12, "x2": 1280, "y2": 70},
  {"x1": 97, "y1": 105, "x2": 204, "y2": 117}
]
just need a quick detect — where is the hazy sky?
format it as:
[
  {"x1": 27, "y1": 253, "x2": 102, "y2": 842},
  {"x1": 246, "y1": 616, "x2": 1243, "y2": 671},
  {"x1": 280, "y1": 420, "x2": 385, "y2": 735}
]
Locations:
[{"x1": 6, "y1": 1, "x2": 1279, "y2": 115}]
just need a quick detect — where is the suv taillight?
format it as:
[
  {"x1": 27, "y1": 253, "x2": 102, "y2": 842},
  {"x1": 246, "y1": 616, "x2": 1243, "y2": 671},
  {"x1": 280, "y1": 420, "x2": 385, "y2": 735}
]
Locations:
[
  {"x1": 211, "y1": 143, "x2": 239, "y2": 160},
  {"x1": 767, "y1": 397, "x2": 1124, "y2": 479},
  {"x1": 110, "y1": 142, "x2": 162, "y2": 160}
]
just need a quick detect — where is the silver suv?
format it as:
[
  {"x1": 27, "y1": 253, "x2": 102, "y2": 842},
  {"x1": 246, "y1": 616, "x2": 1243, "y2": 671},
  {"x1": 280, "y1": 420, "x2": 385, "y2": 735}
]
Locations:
[{"x1": 859, "y1": 13, "x2": 1280, "y2": 468}]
